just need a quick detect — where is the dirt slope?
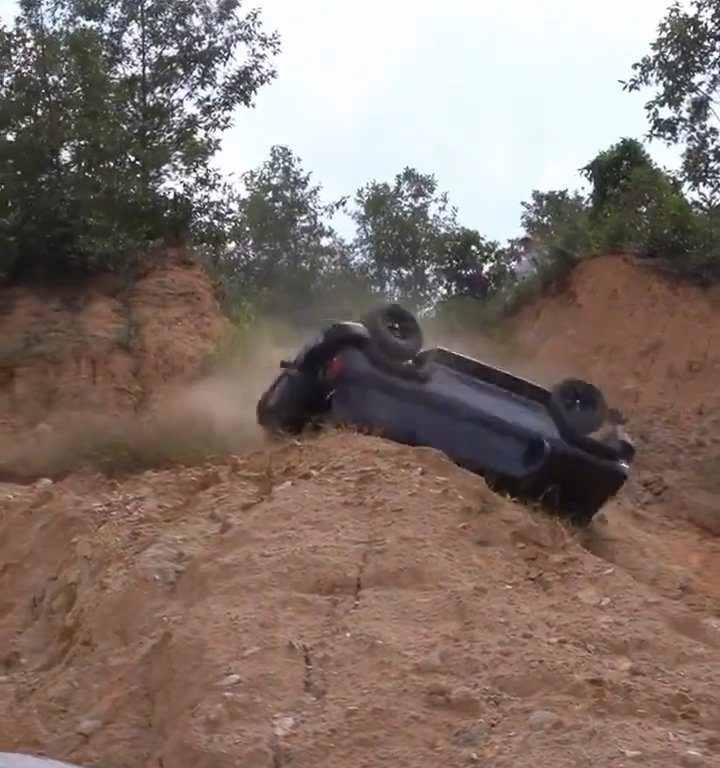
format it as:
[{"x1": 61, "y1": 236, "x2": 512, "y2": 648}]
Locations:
[
  {"x1": 507, "y1": 253, "x2": 720, "y2": 535},
  {"x1": 2, "y1": 432, "x2": 720, "y2": 768},
  {"x1": 1, "y1": 253, "x2": 720, "y2": 767},
  {"x1": 0, "y1": 252, "x2": 227, "y2": 425},
  {"x1": 510, "y1": 254, "x2": 720, "y2": 416}
]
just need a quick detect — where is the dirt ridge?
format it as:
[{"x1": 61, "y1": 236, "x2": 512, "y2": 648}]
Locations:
[
  {"x1": 0, "y1": 433, "x2": 719, "y2": 767},
  {"x1": 1, "y1": 253, "x2": 720, "y2": 767}
]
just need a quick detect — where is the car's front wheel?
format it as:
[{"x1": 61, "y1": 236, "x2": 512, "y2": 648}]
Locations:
[{"x1": 550, "y1": 377, "x2": 608, "y2": 436}]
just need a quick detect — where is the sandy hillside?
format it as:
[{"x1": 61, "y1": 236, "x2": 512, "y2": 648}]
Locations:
[
  {"x1": 2, "y1": 434, "x2": 720, "y2": 768},
  {"x1": 0, "y1": 251, "x2": 228, "y2": 425},
  {"x1": 0, "y1": 254, "x2": 720, "y2": 768},
  {"x1": 509, "y1": 254, "x2": 720, "y2": 416}
]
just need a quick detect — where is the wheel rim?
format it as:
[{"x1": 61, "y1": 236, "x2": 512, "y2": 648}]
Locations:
[
  {"x1": 559, "y1": 382, "x2": 596, "y2": 412},
  {"x1": 383, "y1": 308, "x2": 415, "y2": 341}
]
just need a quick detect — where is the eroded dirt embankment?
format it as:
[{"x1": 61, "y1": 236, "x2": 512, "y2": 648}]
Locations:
[
  {"x1": 2, "y1": 433, "x2": 720, "y2": 768},
  {"x1": 510, "y1": 254, "x2": 720, "y2": 416},
  {"x1": 0, "y1": 254, "x2": 283, "y2": 479},
  {"x1": 0, "y1": 252, "x2": 228, "y2": 424},
  {"x1": 1, "y1": 253, "x2": 720, "y2": 768}
]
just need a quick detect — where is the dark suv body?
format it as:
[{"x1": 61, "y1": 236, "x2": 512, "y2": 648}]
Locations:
[{"x1": 257, "y1": 307, "x2": 634, "y2": 524}]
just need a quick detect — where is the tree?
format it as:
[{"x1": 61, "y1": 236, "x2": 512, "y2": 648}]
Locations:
[
  {"x1": 625, "y1": 0, "x2": 720, "y2": 205},
  {"x1": 519, "y1": 189, "x2": 594, "y2": 263},
  {"x1": 351, "y1": 167, "x2": 458, "y2": 309},
  {"x1": 0, "y1": 5, "x2": 79, "y2": 279},
  {"x1": 223, "y1": 145, "x2": 363, "y2": 322},
  {"x1": 581, "y1": 140, "x2": 698, "y2": 260},
  {"x1": 90, "y1": 0, "x2": 279, "y2": 218},
  {"x1": 581, "y1": 138, "x2": 658, "y2": 211},
  {"x1": 518, "y1": 142, "x2": 703, "y2": 265},
  {"x1": 437, "y1": 228, "x2": 511, "y2": 299},
  {"x1": 0, "y1": 0, "x2": 279, "y2": 281},
  {"x1": 596, "y1": 165, "x2": 699, "y2": 259}
]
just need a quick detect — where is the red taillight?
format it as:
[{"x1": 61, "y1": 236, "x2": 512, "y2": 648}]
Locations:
[{"x1": 328, "y1": 354, "x2": 343, "y2": 378}]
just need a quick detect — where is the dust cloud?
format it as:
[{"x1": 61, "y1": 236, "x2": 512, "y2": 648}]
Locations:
[{"x1": 0, "y1": 324, "x2": 302, "y2": 480}]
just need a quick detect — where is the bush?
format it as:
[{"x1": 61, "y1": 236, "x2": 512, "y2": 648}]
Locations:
[{"x1": 592, "y1": 165, "x2": 699, "y2": 260}]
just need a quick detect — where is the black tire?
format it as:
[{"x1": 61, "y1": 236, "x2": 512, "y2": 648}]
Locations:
[
  {"x1": 360, "y1": 303, "x2": 423, "y2": 361},
  {"x1": 550, "y1": 377, "x2": 608, "y2": 436}
]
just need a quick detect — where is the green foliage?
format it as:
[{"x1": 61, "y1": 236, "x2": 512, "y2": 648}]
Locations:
[
  {"x1": 218, "y1": 131, "x2": 720, "y2": 334},
  {"x1": 351, "y1": 167, "x2": 509, "y2": 311},
  {"x1": 517, "y1": 139, "x2": 720, "y2": 279},
  {"x1": 625, "y1": 0, "x2": 720, "y2": 206},
  {"x1": 577, "y1": 138, "x2": 701, "y2": 261},
  {"x1": 217, "y1": 154, "x2": 512, "y2": 325},
  {"x1": 593, "y1": 164, "x2": 699, "y2": 260},
  {"x1": 0, "y1": 0, "x2": 279, "y2": 281},
  {"x1": 581, "y1": 138, "x2": 656, "y2": 211},
  {"x1": 520, "y1": 189, "x2": 594, "y2": 263},
  {"x1": 5, "y1": 0, "x2": 720, "y2": 338},
  {"x1": 688, "y1": 205, "x2": 720, "y2": 272},
  {"x1": 437, "y1": 227, "x2": 512, "y2": 299},
  {"x1": 351, "y1": 167, "x2": 457, "y2": 309},
  {"x1": 220, "y1": 144, "x2": 370, "y2": 325},
  {"x1": 227, "y1": 146, "x2": 347, "y2": 297}
]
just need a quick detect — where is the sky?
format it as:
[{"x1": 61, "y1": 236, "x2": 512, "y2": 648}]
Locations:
[{"x1": 0, "y1": 0, "x2": 682, "y2": 241}]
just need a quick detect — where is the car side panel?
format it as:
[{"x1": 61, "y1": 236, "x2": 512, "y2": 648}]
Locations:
[
  {"x1": 329, "y1": 348, "x2": 548, "y2": 479},
  {"x1": 328, "y1": 348, "x2": 628, "y2": 519}
]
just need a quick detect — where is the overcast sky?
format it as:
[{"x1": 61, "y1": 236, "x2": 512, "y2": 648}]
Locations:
[{"x1": 0, "y1": 0, "x2": 681, "y2": 241}]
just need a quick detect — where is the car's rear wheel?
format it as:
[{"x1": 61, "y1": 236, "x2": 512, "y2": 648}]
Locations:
[
  {"x1": 360, "y1": 303, "x2": 423, "y2": 361},
  {"x1": 550, "y1": 377, "x2": 608, "y2": 436}
]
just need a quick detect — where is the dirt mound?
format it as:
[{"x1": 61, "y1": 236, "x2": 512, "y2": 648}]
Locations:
[
  {"x1": 503, "y1": 253, "x2": 720, "y2": 536},
  {"x1": 0, "y1": 253, "x2": 228, "y2": 425},
  {"x1": 509, "y1": 254, "x2": 720, "y2": 417},
  {"x1": 1, "y1": 432, "x2": 720, "y2": 768},
  {"x1": 1, "y1": 252, "x2": 720, "y2": 768}
]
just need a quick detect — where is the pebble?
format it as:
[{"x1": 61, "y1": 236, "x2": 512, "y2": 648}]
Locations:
[
  {"x1": 577, "y1": 587, "x2": 602, "y2": 606},
  {"x1": 426, "y1": 684, "x2": 481, "y2": 716},
  {"x1": 197, "y1": 468, "x2": 222, "y2": 490},
  {"x1": 76, "y1": 718, "x2": 103, "y2": 737},
  {"x1": 414, "y1": 650, "x2": 448, "y2": 674},
  {"x1": 30, "y1": 488, "x2": 55, "y2": 509},
  {"x1": 447, "y1": 688, "x2": 481, "y2": 717},
  {"x1": 272, "y1": 715, "x2": 295, "y2": 737},
  {"x1": 452, "y1": 724, "x2": 486, "y2": 748},
  {"x1": 204, "y1": 703, "x2": 226, "y2": 728},
  {"x1": 616, "y1": 657, "x2": 638, "y2": 674},
  {"x1": 220, "y1": 673, "x2": 241, "y2": 687},
  {"x1": 528, "y1": 710, "x2": 561, "y2": 732},
  {"x1": 680, "y1": 750, "x2": 706, "y2": 767}
]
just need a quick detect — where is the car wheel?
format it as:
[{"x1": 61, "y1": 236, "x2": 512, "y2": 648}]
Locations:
[
  {"x1": 550, "y1": 377, "x2": 608, "y2": 436},
  {"x1": 360, "y1": 303, "x2": 423, "y2": 361}
]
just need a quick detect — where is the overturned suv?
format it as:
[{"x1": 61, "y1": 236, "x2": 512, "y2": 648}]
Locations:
[{"x1": 257, "y1": 304, "x2": 635, "y2": 524}]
